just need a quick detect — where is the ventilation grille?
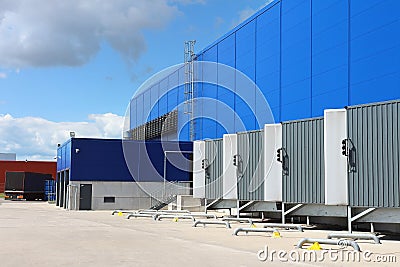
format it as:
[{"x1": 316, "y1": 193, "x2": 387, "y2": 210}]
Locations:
[{"x1": 128, "y1": 110, "x2": 178, "y2": 140}]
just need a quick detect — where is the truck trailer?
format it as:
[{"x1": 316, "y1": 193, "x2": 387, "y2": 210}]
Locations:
[{"x1": 4, "y1": 172, "x2": 53, "y2": 201}]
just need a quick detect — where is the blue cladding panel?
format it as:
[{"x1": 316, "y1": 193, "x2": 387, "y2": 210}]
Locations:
[
  {"x1": 57, "y1": 140, "x2": 72, "y2": 172},
  {"x1": 311, "y1": 0, "x2": 349, "y2": 116},
  {"x1": 218, "y1": 34, "x2": 235, "y2": 68},
  {"x1": 217, "y1": 34, "x2": 235, "y2": 96},
  {"x1": 167, "y1": 87, "x2": 178, "y2": 112},
  {"x1": 202, "y1": 118, "x2": 218, "y2": 139},
  {"x1": 71, "y1": 139, "x2": 133, "y2": 182},
  {"x1": 194, "y1": 55, "x2": 204, "y2": 140},
  {"x1": 129, "y1": 98, "x2": 137, "y2": 129},
  {"x1": 202, "y1": 83, "x2": 218, "y2": 139},
  {"x1": 236, "y1": 19, "x2": 256, "y2": 81},
  {"x1": 281, "y1": 0, "x2": 312, "y2": 121},
  {"x1": 150, "y1": 85, "x2": 159, "y2": 120},
  {"x1": 236, "y1": 20, "x2": 257, "y2": 130},
  {"x1": 216, "y1": 121, "x2": 227, "y2": 137},
  {"x1": 177, "y1": 85, "x2": 185, "y2": 104},
  {"x1": 256, "y1": 2, "x2": 281, "y2": 122},
  {"x1": 138, "y1": 142, "x2": 164, "y2": 182},
  {"x1": 217, "y1": 87, "x2": 235, "y2": 133},
  {"x1": 201, "y1": 46, "x2": 218, "y2": 139},
  {"x1": 69, "y1": 139, "x2": 192, "y2": 182},
  {"x1": 169, "y1": 71, "x2": 179, "y2": 91},
  {"x1": 123, "y1": 141, "x2": 140, "y2": 181},
  {"x1": 158, "y1": 92, "x2": 168, "y2": 116},
  {"x1": 65, "y1": 141, "x2": 71, "y2": 170},
  {"x1": 165, "y1": 152, "x2": 192, "y2": 182},
  {"x1": 350, "y1": 0, "x2": 400, "y2": 105},
  {"x1": 235, "y1": 94, "x2": 256, "y2": 131},
  {"x1": 136, "y1": 93, "x2": 144, "y2": 126},
  {"x1": 136, "y1": 141, "x2": 193, "y2": 182},
  {"x1": 143, "y1": 89, "x2": 151, "y2": 122},
  {"x1": 129, "y1": 0, "x2": 400, "y2": 141},
  {"x1": 178, "y1": 120, "x2": 190, "y2": 141},
  {"x1": 57, "y1": 147, "x2": 62, "y2": 171}
]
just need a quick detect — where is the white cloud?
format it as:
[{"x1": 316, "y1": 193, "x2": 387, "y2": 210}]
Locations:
[
  {"x1": 0, "y1": 113, "x2": 124, "y2": 161},
  {"x1": 0, "y1": 0, "x2": 179, "y2": 68},
  {"x1": 0, "y1": 72, "x2": 6, "y2": 78},
  {"x1": 231, "y1": 0, "x2": 274, "y2": 28}
]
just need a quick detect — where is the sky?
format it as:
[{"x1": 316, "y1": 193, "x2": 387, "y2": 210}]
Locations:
[{"x1": 0, "y1": 0, "x2": 270, "y2": 160}]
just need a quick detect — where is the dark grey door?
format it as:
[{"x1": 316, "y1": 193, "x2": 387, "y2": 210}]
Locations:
[
  {"x1": 56, "y1": 172, "x2": 60, "y2": 206},
  {"x1": 59, "y1": 172, "x2": 65, "y2": 207},
  {"x1": 79, "y1": 184, "x2": 92, "y2": 210}
]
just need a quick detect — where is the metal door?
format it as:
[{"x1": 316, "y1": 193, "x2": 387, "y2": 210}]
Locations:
[
  {"x1": 347, "y1": 100, "x2": 400, "y2": 207},
  {"x1": 237, "y1": 130, "x2": 264, "y2": 201},
  {"x1": 59, "y1": 172, "x2": 65, "y2": 207},
  {"x1": 204, "y1": 139, "x2": 223, "y2": 199},
  {"x1": 79, "y1": 184, "x2": 92, "y2": 210},
  {"x1": 56, "y1": 172, "x2": 60, "y2": 206},
  {"x1": 282, "y1": 117, "x2": 325, "y2": 204}
]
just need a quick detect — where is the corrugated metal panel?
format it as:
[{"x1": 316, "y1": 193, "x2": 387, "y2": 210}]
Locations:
[
  {"x1": 347, "y1": 100, "x2": 400, "y2": 208},
  {"x1": 282, "y1": 117, "x2": 325, "y2": 204},
  {"x1": 237, "y1": 130, "x2": 264, "y2": 201},
  {"x1": 204, "y1": 139, "x2": 223, "y2": 199}
]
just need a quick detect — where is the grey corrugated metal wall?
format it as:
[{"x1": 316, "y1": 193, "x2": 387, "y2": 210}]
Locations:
[
  {"x1": 204, "y1": 139, "x2": 223, "y2": 199},
  {"x1": 282, "y1": 118, "x2": 325, "y2": 204},
  {"x1": 237, "y1": 130, "x2": 264, "y2": 201},
  {"x1": 347, "y1": 100, "x2": 400, "y2": 208}
]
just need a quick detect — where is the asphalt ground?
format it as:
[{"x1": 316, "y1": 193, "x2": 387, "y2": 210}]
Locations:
[{"x1": 1, "y1": 199, "x2": 399, "y2": 266}]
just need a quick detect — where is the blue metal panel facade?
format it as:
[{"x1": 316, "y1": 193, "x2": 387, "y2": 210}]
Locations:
[
  {"x1": 56, "y1": 139, "x2": 193, "y2": 182},
  {"x1": 70, "y1": 139, "x2": 132, "y2": 182},
  {"x1": 57, "y1": 139, "x2": 71, "y2": 172},
  {"x1": 129, "y1": 0, "x2": 400, "y2": 141}
]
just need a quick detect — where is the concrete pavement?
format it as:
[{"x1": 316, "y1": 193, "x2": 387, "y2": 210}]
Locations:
[{"x1": 0, "y1": 200, "x2": 399, "y2": 266}]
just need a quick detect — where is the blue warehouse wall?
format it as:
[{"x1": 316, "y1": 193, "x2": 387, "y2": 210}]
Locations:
[
  {"x1": 349, "y1": 0, "x2": 400, "y2": 105},
  {"x1": 57, "y1": 139, "x2": 71, "y2": 172},
  {"x1": 129, "y1": 0, "x2": 400, "y2": 141},
  {"x1": 57, "y1": 138, "x2": 193, "y2": 183},
  {"x1": 70, "y1": 139, "x2": 133, "y2": 182},
  {"x1": 310, "y1": 0, "x2": 349, "y2": 116}
]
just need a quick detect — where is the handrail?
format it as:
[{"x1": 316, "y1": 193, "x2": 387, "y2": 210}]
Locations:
[
  {"x1": 156, "y1": 214, "x2": 196, "y2": 221},
  {"x1": 262, "y1": 223, "x2": 303, "y2": 232},
  {"x1": 233, "y1": 227, "x2": 279, "y2": 236},
  {"x1": 296, "y1": 238, "x2": 361, "y2": 252},
  {"x1": 222, "y1": 218, "x2": 253, "y2": 225},
  {"x1": 327, "y1": 233, "x2": 381, "y2": 244},
  {"x1": 126, "y1": 213, "x2": 154, "y2": 219},
  {"x1": 193, "y1": 220, "x2": 231, "y2": 229}
]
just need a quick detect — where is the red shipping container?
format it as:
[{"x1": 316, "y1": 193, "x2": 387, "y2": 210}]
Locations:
[{"x1": 0, "y1": 161, "x2": 56, "y2": 193}]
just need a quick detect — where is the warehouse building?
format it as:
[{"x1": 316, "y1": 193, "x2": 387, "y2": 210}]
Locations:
[
  {"x1": 121, "y1": 0, "x2": 400, "y2": 230},
  {"x1": 55, "y1": 0, "x2": 399, "y2": 220},
  {"x1": 56, "y1": 138, "x2": 193, "y2": 210},
  {"x1": 127, "y1": 0, "x2": 400, "y2": 141}
]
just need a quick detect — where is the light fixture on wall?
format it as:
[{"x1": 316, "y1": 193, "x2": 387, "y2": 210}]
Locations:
[
  {"x1": 75, "y1": 148, "x2": 80, "y2": 154},
  {"x1": 70, "y1": 132, "x2": 76, "y2": 138}
]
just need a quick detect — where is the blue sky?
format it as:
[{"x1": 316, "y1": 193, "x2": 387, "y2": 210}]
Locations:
[
  {"x1": 0, "y1": 0, "x2": 269, "y2": 160},
  {"x1": 0, "y1": 0, "x2": 268, "y2": 121}
]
